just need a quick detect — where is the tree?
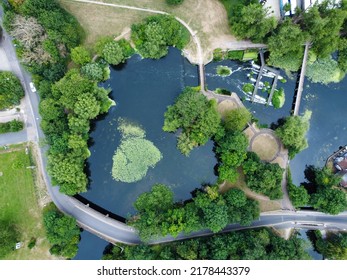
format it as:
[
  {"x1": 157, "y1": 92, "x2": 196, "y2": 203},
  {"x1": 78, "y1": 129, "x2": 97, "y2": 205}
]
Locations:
[
  {"x1": 316, "y1": 232, "x2": 347, "y2": 260},
  {"x1": 288, "y1": 183, "x2": 310, "y2": 208},
  {"x1": 230, "y1": 3, "x2": 277, "y2": 43},
  {"x1": 131, "y1": 15, "x2": 189, "y2": 59},
  {"x1": 43, "y1": 207, "x2": 80, "y2": 258},
  {"x1": 224, "y1": 107, "x2": 251, "y2": 131},
  {"x1": 267, "y1": 19, "x2": 305, "y2": 72},
  {"x1": 314, "y1": 167, "x2": 342, "y2": 188},
  {"x1": 74, "y1": 93, "x2": 100, "y2": 120},
  {"x1": 243, "y1": 152, "x2": 284, "y2": 199},
  {"x1": 163, "y1": 87, "x2": 221, "y2": 155},
  {"x1": 310, "y1": 187, "x2": 347, "y2": 215},
  {"x1": 81, "y1": 63, "x2": 105, "y2": 81},
  {"x1": 102, "y1": 41, "x2": 125, "y2": 65},
  {"x1": 275, "y1": 110, "x2": 311, "y2": 159},
  {"x1": 71, "y1": 46, "x2": 91, "y2": 65},
  {"x1": 0, "y1": 71, "x2": 24, "y2": 110},
  {"x1": 0, "y1": 220, "x2": 19, "y2": 258}
]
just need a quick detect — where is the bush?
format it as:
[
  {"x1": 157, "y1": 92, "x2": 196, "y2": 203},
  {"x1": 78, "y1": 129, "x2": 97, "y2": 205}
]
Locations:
[
  {"x1": 81, "y1": 63, "x2": 104, "y2": 81},
  {"x1": 272, "y1": 88, "x2": 285, "y2": 109},
  {"x1": 27, "y1": 238, "x2": 36, "y2": 249},
  {"x1": 0, "y1": 71, "x2": 24, "y2": 110},
  {"x1": 131, "y1": 15, "x2": 189, "y2": 59},
  {"x1": 215, "y1": 88, "x2": 230, "y2": 95},
  {"x1": 216, "y1": 65, "x2": 232, "y2": 76},
  {"x1": 227, "y1": 50, "x2": 244, "y2": 60},
  {"x1": 71, "y1": 46, "x2": 91, "y2": 66},
  {"x1": 213, "y1": 48, "x2": 224, "y2": 61},
  {"x1": 306, "y1": 56, "x2": 344, "y2": 84},
  {"x1": 0, "y1": 120, "x2": 24, "y2": 134},
  {"x1": 224, "y1": 107, "x2": 251, "y2": 131},
  {"x1": 242, "y1": 83, "x2": 254, "y2": 93}
]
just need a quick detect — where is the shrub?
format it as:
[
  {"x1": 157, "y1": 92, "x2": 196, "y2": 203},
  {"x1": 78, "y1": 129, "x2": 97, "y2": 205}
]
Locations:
[
  {"x1": 0, "y1": 120, "x2": 24, "y2": 134},
  {"x1": 216, "y1": 66, "x2": 232, "y2": 76},
  {"x1": 242, "y1": 83, "x2": 254, "y2": 93},
  {"x1": 27, "y1": 238, "x2": 36, "y2": 249},
  {"x1": 227, "y1": 50, "x2": 244, "y2": 61},
  {"x1": 166, "y1": 0, "x2": 184, "y2": 5},
  {"x1": 272, "y1": 88, "x2": 285, "y2": 109},
  {"x1": 0, "y1": 71, "x2": 24, "y2": 110},
  {"x1": 71, "y1": 46, "x2": 91, "y2": 66}
]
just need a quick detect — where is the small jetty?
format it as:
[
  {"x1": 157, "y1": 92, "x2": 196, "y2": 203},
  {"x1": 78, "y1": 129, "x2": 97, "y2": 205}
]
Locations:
[
  {"x1": 293, "y1": 42, "x2": 310, "y2": 116},
  {"x1": 251, "y1": 50, "x2": 280, "y2": 105}
]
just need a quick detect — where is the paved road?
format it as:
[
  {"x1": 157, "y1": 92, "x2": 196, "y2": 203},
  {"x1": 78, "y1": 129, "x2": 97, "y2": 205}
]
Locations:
[{"x1": 1, "y1": 5, "x2": 346, "y2": 246}]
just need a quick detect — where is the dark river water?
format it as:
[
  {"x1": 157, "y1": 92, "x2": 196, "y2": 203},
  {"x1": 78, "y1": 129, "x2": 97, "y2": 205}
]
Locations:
[{"x1": 74, "y1": 48, "x2": 346, "y2": 260}]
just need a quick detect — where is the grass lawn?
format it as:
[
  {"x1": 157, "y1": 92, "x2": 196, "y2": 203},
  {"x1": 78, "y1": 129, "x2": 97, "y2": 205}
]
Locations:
[
  {"x1": 251, "y1": 134, "x2": 279, "y2": 162},
  {"x1": 0, "y1": 145, "x2": 55, "y2": 260},
  {"x1": 59, "y1": 0, "x2": 235, "y2": 63}
]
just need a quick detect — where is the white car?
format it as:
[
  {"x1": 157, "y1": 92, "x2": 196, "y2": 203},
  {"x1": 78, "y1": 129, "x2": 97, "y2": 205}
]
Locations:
[{"x1": 29, "y1": 82, "x2": 36, "y2": 93}]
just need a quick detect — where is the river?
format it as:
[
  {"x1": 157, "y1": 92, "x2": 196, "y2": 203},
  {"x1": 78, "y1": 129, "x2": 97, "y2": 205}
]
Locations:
[{"x1": 74, "y1": 49, "x2": 346, "y2": 260}]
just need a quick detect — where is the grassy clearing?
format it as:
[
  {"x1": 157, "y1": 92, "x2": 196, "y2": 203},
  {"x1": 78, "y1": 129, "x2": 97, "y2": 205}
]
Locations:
[
  {"x1": 59, "y1": 0, "x2": 235, "y2": 63},
  {"x1": 0, "y1": 145, "x2": 55, "y2": 260},
  {"x1": 251, "y1": 134, "x2": 279, "y2": 162},
  {"x1": 220, "y1": 168, "x2": 282, "y2": 212},
  {"x1": 217, "y1": 100, "x2": 237, "y2": 119}
]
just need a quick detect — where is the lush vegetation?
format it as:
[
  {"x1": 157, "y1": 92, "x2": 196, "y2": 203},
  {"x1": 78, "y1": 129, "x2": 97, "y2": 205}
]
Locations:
[
  {"x1": 128, "y1": 184, "x2": 259, "y2": 242},
  {"x1": 243, "y1": 152, "x2": 284, "y2": 199},
  {"x1": 215, "y1": 131, "x2": 248, "y2": 183},
  {"x1": 242, "y1": 83, "x2": 254, "y2": 93},
  {"x1": 315, "y1": 231, "x2": 347, "y2": 260},
  {"x1": 163, "y1": 87, "x2": 221, "y2": 156},
  {"x1": 227, "y1": 2, "x2": 277, "y2": 43},
  {"x1": 304, "y1": 166, "x2": 347, "y2": 214},
  {"x1": 0, "y1": 146, "x2": 54, "y2": 259},
  {"x1": 272, "y1": 88, "x2": 285, "y2": 109},
  {"x1": 224, "y1": 107, "x2": 251, "y2": 132},
  {"x1": 275, "y1": 110, "x2": 311, "y2": 159},
  {"x1": 306, "y1": 56, "x2": 344, "y2": 84},
  {"x1": 43, "y1": 204, "x2": 80, "y2": 259},
  {"x1": 288, "y1": 183, "x2": 310, "y2": 208},
  {"x1": 131, "y1": 15, "x2": 190, "y2": 59},
  {"x1": 103, "y1": 228, "x2": 310, "y2": 260},
  {"x1": 0, "y1": 119, "x2": 24, "y2": 134},
  {"x1": 0, "y1": 220, "x2": 19, "y2": 259},
  {"x1": 222, "y1": 0, "x2": 347, "y2": 78},
  {"x1": 112, "y1": 120, "x2": 162, "y2": 183},
  {"x1": 216, "y1": 65, "x2": 232, "y2": 76},
  {"x1": 0, "y1": 71, "x2": 24, "y2": 110}
]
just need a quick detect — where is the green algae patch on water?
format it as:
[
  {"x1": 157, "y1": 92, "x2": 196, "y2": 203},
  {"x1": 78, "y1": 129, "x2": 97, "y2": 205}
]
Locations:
[{"x1": 112, "y1": 119, "x2": 162, "y2": 183}]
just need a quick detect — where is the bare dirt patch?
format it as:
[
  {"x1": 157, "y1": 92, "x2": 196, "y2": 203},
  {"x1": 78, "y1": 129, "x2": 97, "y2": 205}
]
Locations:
[
  {"x1": 217, "y1": 100, "x2": 238, "y2": 119},
  {"x1": 251, "y1": 134, "x2": 280, "y2": 162}
]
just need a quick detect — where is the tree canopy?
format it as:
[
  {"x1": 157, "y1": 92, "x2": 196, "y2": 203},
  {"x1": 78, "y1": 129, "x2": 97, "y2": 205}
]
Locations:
[
  {"x1": 163, "y1": 87, "x2": 221, "y2": 155},
  {"x1": 229, "y1": 3, "x2": 277, "y2": 43},
  {"x1": 0, "y1": 220, "x2": 19, "y2": 258},
  {"x1": 43, "y1": 206, "x2": 80, "y2": 259},
  {"x1": 275, "y1": 110, "x2": 311, "y2": 159},
  {"x1": 131, "y1": 15, "x2": 190, "y2": 59},
  {"x1": 0, "y1": 71, "x2": 24, "y2": 110},
  {"x1": 224, "y1": 107, "x2": 251, "y2": 132}
]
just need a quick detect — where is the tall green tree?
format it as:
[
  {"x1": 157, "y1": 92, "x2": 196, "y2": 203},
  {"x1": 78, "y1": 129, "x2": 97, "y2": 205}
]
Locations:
[
  {"x1": 230, "y1": 3, "x2": 277, "y2": 43},
  {"x1": 0, "y1": 220, "x2": 19, "y2": 258},
  {"x1": 224, "y1": 107, "x2": 251, "y2": 132},
  {"x1": 71, "y1": 46, "x2": 91, "y2": 66},
  {"x1": 275, "y1": 110, "x2": 311, "y2": 159},
  {"x1": 310, "y1": 187, "x2": 347, "y2": 215},
  {"x1": 0, "y1": 71, "x2": 24, "y2": 110},
  {"x1": 43, "y1": 207, "x2": 80, "y2": 259},
  {"x1": 163, "y1": 87, "x2": 221, "y2": 155}
]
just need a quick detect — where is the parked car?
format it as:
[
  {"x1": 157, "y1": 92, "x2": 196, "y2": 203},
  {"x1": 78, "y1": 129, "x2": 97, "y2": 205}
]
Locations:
[{"x1": 29, "y1": 82, "x2": 36, "y2": 93}]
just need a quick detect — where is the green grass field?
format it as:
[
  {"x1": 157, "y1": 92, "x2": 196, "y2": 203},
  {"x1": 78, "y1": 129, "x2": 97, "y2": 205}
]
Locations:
[{"x1": 0, "y1": 145, "x2": 54, "y2": 259}]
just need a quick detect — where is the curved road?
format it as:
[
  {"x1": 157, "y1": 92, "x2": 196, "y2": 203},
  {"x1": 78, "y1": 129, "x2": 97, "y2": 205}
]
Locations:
[{"x1": 1, "y1": 4, "x2": 346, "y2": 246}]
